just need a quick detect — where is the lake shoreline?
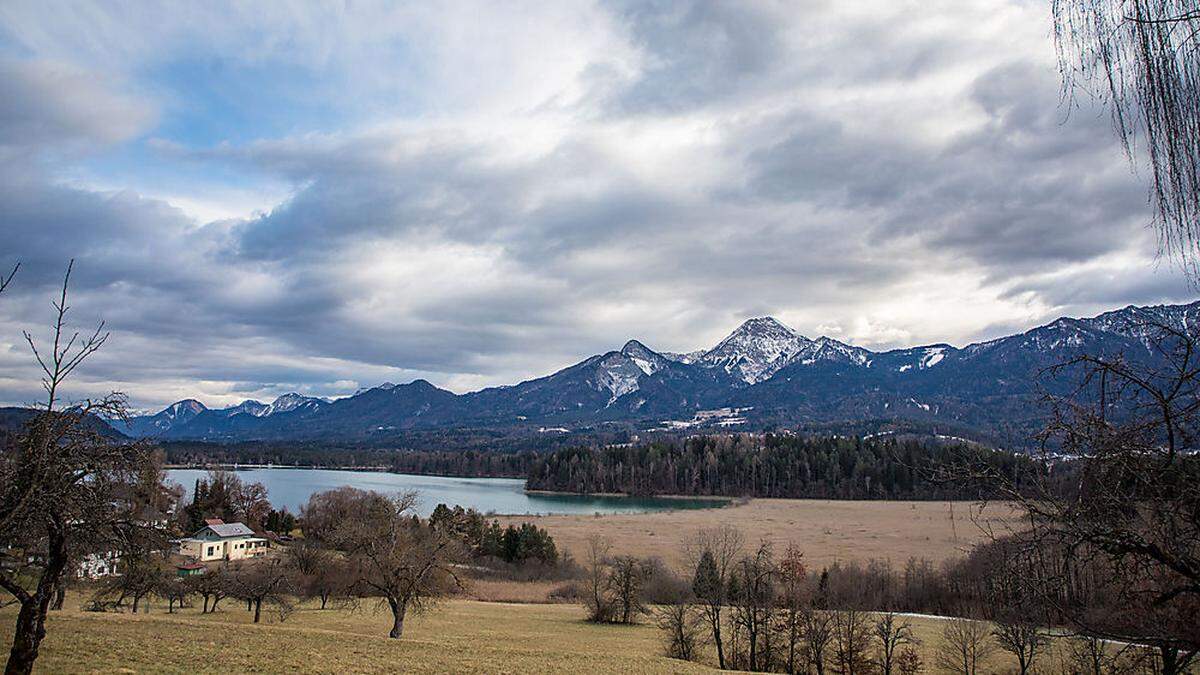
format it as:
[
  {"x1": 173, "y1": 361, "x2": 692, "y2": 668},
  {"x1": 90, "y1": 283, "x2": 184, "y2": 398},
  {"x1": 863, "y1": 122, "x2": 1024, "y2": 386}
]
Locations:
[{"x1": 165, "y1": 467, "x2": 729, "y2": 517}]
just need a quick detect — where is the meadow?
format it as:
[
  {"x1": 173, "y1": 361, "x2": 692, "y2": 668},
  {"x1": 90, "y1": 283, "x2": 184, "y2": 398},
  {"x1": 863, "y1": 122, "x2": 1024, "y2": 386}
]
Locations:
[
  {"x1": 0, "y1": 593, "x2": 1120, "y2": 674},
  {"x1": 500, "y1": 498, "x2": 1018, "y2": 569}
]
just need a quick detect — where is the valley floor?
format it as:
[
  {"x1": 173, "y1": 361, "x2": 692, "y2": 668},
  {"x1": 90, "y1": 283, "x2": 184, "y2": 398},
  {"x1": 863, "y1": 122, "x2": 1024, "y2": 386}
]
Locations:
[{"x1": 499, "y1": 498, "x2": 1017, "y2": 570}]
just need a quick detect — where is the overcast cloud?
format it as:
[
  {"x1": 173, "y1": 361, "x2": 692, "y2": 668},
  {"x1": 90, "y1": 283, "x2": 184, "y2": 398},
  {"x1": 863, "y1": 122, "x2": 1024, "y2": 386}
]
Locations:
[{"x1": 0, "y1": 0, "x2": 1192, "y2": 411}]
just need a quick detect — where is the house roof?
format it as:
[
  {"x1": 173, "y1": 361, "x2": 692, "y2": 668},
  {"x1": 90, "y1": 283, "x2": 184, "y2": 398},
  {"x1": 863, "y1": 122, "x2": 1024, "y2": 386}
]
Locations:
[{"x1": 202, "y1": 522, "x2": 255, "y2": 538}]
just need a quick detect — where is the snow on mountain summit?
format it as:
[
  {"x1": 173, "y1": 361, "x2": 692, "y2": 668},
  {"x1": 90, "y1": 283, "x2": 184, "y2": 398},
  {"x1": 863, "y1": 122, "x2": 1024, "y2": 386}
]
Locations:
[
  {"x1": 693, "y1": 316, "x2": 815, "y2": 384},
  {"x1": 621, "y1": 339, "x2": 669, "y2": 375},
  {"x1": 266, "y1": 393, "x2": 325, "y2": 415}
]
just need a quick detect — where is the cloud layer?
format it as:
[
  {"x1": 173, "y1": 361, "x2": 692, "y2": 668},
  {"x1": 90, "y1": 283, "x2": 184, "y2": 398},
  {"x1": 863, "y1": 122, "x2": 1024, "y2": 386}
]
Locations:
[{"x1": 0, "y1": 0, "x2": 1191, "y2": 410}]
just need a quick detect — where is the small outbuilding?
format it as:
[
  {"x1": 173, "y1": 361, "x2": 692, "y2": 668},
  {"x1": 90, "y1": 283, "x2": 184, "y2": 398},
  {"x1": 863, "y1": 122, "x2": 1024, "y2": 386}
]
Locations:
[{"x1": 175, "y1": 562, "x2": 206, "y2": 577}]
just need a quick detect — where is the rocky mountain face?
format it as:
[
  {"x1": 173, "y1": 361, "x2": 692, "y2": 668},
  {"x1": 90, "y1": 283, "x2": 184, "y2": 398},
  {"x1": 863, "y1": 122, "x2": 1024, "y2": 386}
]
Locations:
[{"x1": 118, "y1": 301, "x2": 1199, "y2": 446}]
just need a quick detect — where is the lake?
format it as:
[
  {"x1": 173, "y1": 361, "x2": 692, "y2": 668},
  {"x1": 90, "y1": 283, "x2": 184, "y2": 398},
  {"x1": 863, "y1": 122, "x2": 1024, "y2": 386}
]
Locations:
[{"x1": 165, "y1": 468, "x2": 729, "y2": 517}]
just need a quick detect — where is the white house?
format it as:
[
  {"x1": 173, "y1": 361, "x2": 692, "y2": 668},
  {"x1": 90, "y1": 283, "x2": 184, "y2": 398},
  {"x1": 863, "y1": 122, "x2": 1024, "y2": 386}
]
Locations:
[
  {"x1": 178, "y1": 520, "x2": 268, "y2": 562},
  {"x1": 77, "y1": 551, "x2": 121, "y2": 578}
]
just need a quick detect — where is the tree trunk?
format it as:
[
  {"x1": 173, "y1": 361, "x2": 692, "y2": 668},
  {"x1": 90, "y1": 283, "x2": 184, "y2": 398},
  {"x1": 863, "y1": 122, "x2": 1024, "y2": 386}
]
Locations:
[
  {"x1": 388, "y1": 597, "x2": 409, "y2": 639},
  {"x1": 1158, "y1": 647, "x2": 1197, "y2": 675},
  {"x1": 5, "y1": 529, "x2": 68, "y2": 675},
  {"x1": 5, "y1": 598, "x2": 47, "y2": 675},
  {"x1": 131, "y1": 595, "x2": 140, "y2": 613},
  {"x1": 711, "y1": 609, "x2": 726, "y2": 670},
  {"x1": 202, "y1": 595, "x2": 210, "y2": 613},
  {"x1": 253, "y1": 598, "x2": 262, "y2": 623},
  {"x1": 50, "y1": 586, "x2": 65, "y2": 611}
]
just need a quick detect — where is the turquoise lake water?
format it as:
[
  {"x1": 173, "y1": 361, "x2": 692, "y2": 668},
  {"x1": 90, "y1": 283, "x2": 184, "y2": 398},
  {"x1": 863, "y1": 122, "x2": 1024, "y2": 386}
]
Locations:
[{"x1": 165, "y1": 468, "x2": 728, "y2": 517}]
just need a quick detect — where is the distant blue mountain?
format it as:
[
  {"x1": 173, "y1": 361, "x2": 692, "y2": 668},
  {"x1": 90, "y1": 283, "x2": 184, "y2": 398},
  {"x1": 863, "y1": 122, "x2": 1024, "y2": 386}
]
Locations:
[{"x1": 117, "y1": 301, "x2": 1200, "y2": 446}]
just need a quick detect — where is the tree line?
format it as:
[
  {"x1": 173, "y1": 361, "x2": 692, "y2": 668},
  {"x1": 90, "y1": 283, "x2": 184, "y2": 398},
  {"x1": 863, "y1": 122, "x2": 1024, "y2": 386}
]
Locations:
[
  {"x1": 527, "y1": 435, "x2": 1040, "y2": 500},
  {"x1": 578, "y1": 526, "x2": 1193, "y2": 674}
]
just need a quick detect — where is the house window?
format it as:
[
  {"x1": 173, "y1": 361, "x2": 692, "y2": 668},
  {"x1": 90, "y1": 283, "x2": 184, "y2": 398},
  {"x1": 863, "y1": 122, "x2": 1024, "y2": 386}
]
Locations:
[{"x1": 206, "y1": 546, "x2": 215, "y2": 556}]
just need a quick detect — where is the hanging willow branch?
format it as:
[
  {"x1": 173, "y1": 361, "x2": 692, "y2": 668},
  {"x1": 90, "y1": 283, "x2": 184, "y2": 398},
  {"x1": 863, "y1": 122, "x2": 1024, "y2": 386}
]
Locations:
[{"x1": 1053, "y1": 0, "x2": 1200, "y2": 277}]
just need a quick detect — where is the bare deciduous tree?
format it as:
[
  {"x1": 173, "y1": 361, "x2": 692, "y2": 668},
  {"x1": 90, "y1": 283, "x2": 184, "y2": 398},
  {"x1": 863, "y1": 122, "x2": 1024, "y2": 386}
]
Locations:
[
  {"x1": 775, "y1": 544, "x2": 808, "y2": 675},
  {"x1": 874, "y1": 613, "x2": 918, "y2": 675},
  {"x1": 960, "y1": 320, "x2": 1200, "y2": 671},
  {"x1": 227, "y1": 558, "x2": 293, "y2": 623},
  {"x1": 303, "y1": 488, "x2": 464, "y2": 639},
  {"x1": 688, "y1": 525, "x2": 742, "y2": 669},
  {"x1": 286, "y1": 542, "x2": 351, "y2": 610},
  {"x1": 935, "y1": 618, "x2": 996, "y2": 675},
  {"x1": 607, "y1": 555, "x2": 648, "y2": 624},
  {"x1": 832, "y1": 608, "x2": 873, "y2": 675},
  {"x1": 992, "y1": 613, "x2": 1044, "y2": 675},
  {"x1": 1, "y1": 262, "x2": 164, "y2": 675},
  {"x1": 583, "y1": 534, "x2": 613, "y2": 623},
  {"x1": 184, "y1": 566, "x2": 228, "y2": 613},
  {"x1": 654, "y1": 593, "x2": 703, "y2": 661},
  {"x1": 728, "y1": 541, "x2": 776, "y2": 672},
  {"x1": 801, "y1": 608, "x2": 835, "y2": 675}
]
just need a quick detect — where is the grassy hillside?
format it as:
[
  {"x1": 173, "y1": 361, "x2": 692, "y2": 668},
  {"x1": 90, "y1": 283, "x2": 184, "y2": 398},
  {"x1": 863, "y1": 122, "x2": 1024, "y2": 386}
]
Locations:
[
  {"x1": 1, "y1": 591, "x2": 1181, "y2": 673},
  {"x1": 1, "y1": 595, "x2": 709, "y2": 674}
]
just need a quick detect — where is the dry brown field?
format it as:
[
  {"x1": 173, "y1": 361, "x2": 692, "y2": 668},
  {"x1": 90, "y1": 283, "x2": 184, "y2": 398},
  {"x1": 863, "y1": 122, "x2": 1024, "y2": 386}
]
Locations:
[
  {"x1": 4, "y1": 593, "x2": 1178, "y2": 674},
  {"x1": 499, "y1": 498, "x2": 1020, "y2": 570}
]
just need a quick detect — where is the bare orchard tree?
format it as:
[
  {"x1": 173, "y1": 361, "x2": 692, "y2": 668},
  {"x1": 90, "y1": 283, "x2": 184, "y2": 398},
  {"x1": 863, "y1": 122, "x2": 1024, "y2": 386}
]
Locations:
[
  {"x1": 303, "y1": 487, "x2": 465, "y2": 639},
  {"x1": 227, "y1": 558, "x2": 294, "y2": 623},
  {"x1": 286, "y1": 541, "x2": 352, "y2": 610},
  {"x1": 0, "y1": 262, "x2": 163, "y2": 675},
  {"x1": 92, "y1": 551, "x2": 168, "y2": 614},
  {"x1": 1053, "y1": 0, "x2": 1200, "y2": 276},
  {"x1": 184, "y1": 566, "x2": 229, "y2": 613}
]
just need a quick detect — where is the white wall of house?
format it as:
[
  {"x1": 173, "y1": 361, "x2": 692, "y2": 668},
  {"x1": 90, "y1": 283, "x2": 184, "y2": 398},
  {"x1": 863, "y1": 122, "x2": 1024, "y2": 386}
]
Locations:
[{"x1": 179, "y1": 535, "x2": 267, "y2": 561}]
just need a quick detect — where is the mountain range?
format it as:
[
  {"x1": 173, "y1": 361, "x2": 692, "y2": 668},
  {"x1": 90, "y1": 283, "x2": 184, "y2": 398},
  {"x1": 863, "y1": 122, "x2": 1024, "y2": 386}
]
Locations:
[{"x1": 113, "y1": 301, "x2": 1200, "y2": 447}]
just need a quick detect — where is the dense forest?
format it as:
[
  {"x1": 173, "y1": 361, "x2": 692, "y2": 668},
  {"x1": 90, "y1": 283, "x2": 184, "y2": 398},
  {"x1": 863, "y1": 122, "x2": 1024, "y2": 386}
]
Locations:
[
  {"x1": 526, "y1": 434, "x2": 1039, "y2": 500},
  {"x1": 160, "y1": 440, "x2": 538, "y2": 477}
]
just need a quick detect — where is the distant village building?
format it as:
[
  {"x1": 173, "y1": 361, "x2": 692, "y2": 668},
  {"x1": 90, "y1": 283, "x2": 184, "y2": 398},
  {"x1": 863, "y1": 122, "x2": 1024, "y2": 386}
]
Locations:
[
  {"x1": 77, "y1": 551, "x2": 121, "y2": 579},
  {"x1": 178, "y1": 520, "x2": 268, "y2": 562}
]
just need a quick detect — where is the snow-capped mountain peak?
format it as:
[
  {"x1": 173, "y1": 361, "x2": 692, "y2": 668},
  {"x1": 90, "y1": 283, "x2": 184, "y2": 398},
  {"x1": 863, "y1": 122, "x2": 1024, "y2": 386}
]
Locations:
[
  {"x1": 696, "y1": 316, "x2": 813, "y2": 384},
  {"x1": 265, "y1": 393, "x2": 325, "y2": 415},
  {"x1": 218, "y1": 400, "x2": 269, "y2": 417},
  {"x1": 621, "y1": 339, "x2": 669, "y2": 375}
]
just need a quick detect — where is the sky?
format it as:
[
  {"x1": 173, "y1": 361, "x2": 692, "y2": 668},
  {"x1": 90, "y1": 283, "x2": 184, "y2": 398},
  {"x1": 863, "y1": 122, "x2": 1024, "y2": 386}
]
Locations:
[{"x1": 0, "y1": 0, "x2": 1193, "y2": 412}]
